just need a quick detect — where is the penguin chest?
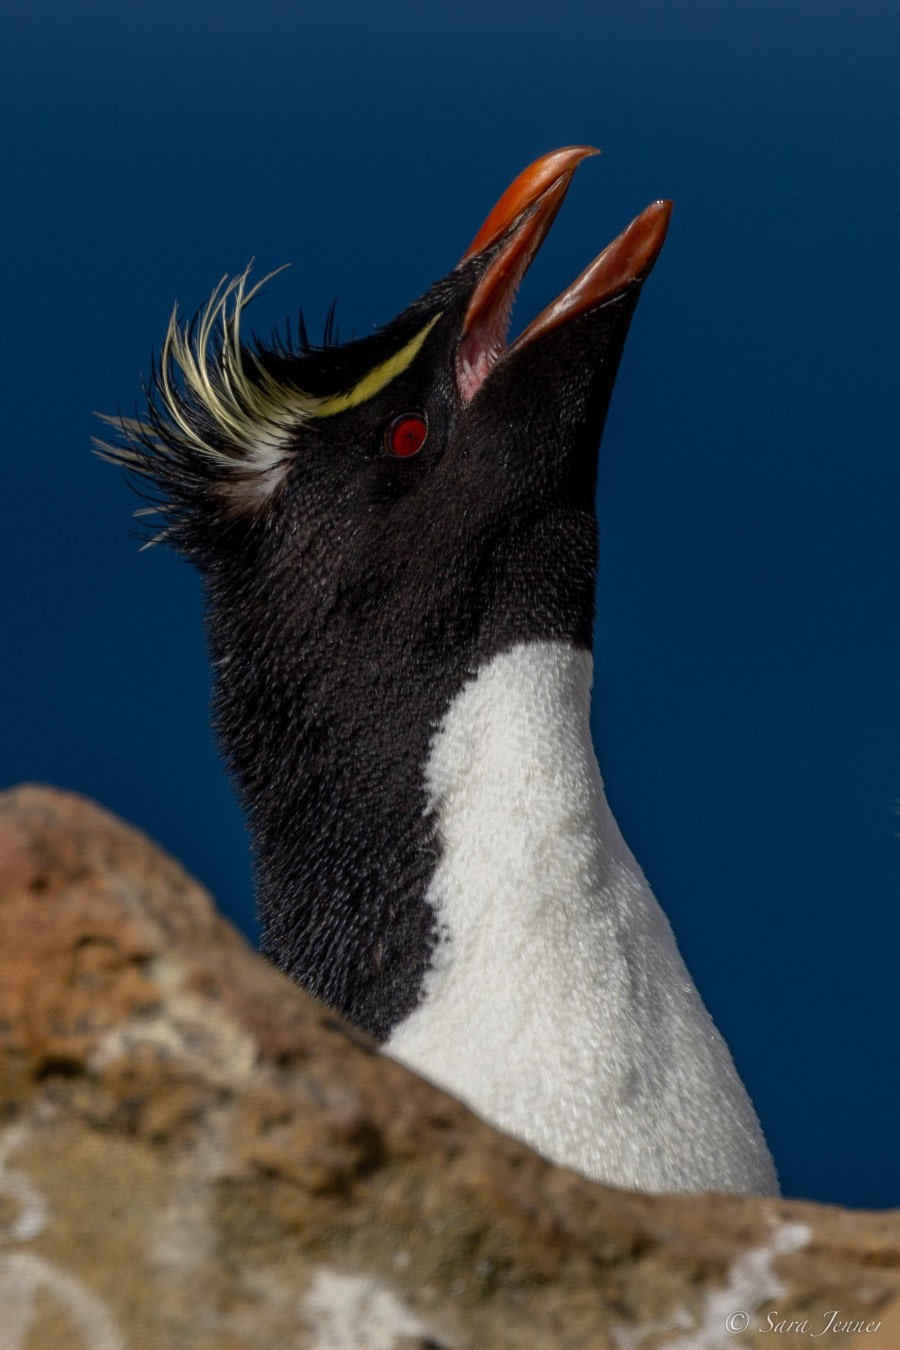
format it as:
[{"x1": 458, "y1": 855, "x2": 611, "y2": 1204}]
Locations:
[{"x1": 386, "y1": 640, "x2": 778, "y2": 1195}]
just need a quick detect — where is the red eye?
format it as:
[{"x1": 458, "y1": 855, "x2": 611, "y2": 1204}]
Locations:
[{"x1": 386, "y1": 413, "x2": 428, "y2": 458}]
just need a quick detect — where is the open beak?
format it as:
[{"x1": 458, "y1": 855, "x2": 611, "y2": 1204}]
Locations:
[{"x1": 456, "y1": 148, "x2": 672, "y2": 403}]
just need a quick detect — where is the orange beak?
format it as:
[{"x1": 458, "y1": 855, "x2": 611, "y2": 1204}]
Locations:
[
  {"x1": 455, "y1": 147, "x2": 672, "y2": 402},
  {"x1": 509, "y1": 198, "x2": 672, "y2": 354},
  {"x1": 459, "y1": 146, "x2": 599, "y2": 265}
]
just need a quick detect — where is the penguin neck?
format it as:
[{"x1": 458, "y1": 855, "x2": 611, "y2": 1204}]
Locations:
[{"x1": 208, "y1": 507, "x2": 602, "y2": 1042}]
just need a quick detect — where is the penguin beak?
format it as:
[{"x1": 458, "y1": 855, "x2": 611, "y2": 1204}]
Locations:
[
  {"x1": 456, "y1": 148, "x2": 672, "y2": 403},
  {"x1": 458, "y1": 146, "x2": 599, "y2": 266}
]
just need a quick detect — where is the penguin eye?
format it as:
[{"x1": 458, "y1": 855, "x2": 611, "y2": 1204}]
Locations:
[{"x1": 385, "y1": 413, "x2": 428, "y2": 458}]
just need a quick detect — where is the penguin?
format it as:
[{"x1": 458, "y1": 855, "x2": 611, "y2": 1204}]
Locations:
[{"x1": 99, "y1": 147, "x2": 778, "y2": 1195}]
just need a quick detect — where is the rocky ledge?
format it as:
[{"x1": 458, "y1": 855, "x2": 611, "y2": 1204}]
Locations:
[{"x1": 0, "y1": 785, "x2": 897, "y2": 1348}]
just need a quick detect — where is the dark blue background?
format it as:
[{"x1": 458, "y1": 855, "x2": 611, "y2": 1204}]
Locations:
[{"x1": 3, "y1": 1, "x2": 898, "y2": 1208}]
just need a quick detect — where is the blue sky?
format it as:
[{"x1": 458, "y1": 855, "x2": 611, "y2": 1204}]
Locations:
[{"x1": 3, "y1": 1, "x2": 898, "y2": 1208}]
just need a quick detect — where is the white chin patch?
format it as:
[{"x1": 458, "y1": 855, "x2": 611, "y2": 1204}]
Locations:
[{"x1": 386, "y1": 640, "x2": 778, "y2": 1196}]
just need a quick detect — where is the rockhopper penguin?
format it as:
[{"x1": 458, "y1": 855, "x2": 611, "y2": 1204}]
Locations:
[{"x1": 100, "y1": 148, "x2": 778, "y2": 1195}]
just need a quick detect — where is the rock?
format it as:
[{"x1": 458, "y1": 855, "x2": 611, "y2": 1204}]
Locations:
[{"x1": 0, "y1": 785, "x2": 897, "y2": 1349}]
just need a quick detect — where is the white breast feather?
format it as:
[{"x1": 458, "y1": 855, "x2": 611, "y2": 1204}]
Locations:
[{"x1": 386, "y1": 640, "x2": 778, "y2": 1195}]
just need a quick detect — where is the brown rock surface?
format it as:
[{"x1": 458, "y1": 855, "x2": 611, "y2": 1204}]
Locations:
[{"x1": 0, "y1": 784, "x2": 897, "y2": 1349}]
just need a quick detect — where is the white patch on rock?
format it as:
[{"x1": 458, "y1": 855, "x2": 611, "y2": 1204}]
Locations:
[
  {"x1": 0, "y1": 1128, "x2": 123, "y2": 1350},
  {"x1": 0, "y1": 1252, "x2": 124, "y2": 1350},
  {"x1": 614, "y1": 1220, "x2": 812, "y2": 1349},
  {"x1": 90, "y1": 955, "x2": 256, "y2": 1089},
  {"x1": 148, "y1": 1117, "x2": 228, "y2": 1278},
  {"x1": 0, "y1": 1127, "x2": 47, "y2": 1242},
  {"x1": 387, "y1": 640, "x2": 778, "y2": 1195},
  {"x1": 304, "y1": 1267, "x2": 442, "y2": 1349}
]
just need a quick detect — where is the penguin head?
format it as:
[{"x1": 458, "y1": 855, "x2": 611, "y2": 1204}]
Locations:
[{"x1": 102, "y1": 148, "x2": 670, "y2": 659}]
